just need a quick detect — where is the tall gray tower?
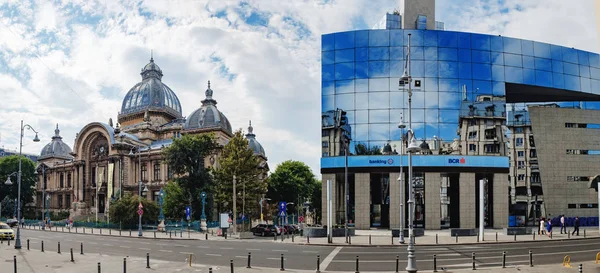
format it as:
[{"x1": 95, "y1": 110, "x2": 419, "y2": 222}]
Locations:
[{"x1": 401, "y1": 0, "x2": 436, "y2": 30}]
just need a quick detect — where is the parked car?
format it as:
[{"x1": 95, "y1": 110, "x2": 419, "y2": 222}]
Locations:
[
  {"x1": 283, "y1": 225, "x2": 298, "y2": 234},
  {"x1": 250, "y1": 224, "x2": 281, "y2": 236},
  {"x1": 0, "y1": 222, "x2": 15, "y2": 240}
]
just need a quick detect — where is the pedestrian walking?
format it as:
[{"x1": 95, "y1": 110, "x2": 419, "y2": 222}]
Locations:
[
  {"x1": 560, "y1": 215, "x2": 566, "y2": 234},
  {"x1": 546, "y1": 218, "x2": 552, "y2": 237},
  {"x1": 571, "y1": 216, "x2": 580, "y2": 236},
  {"x1": 539, "y1": 218, "x2": 545, "y2": 235}
]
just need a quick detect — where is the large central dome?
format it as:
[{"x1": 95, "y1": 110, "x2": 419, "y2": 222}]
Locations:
[{"x1": 119, "y1": 57, "x2": 182, "y2": 120}]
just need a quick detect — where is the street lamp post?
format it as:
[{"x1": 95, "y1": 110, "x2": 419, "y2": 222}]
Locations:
[
  {"x1": 129, "y1": 146, "x2": 147, "y2": 237},
  {"x1": 6, "y1": 120, "x2": 40, "y2": 249},
  {"x1": 398, "y1": 119, "x2": 406, "y2": 244},
  {"x1": 343, "y1": 136, "x2": 349, "y2": 243},
  {"x1": 233, "y1": 175, "x2": 237, "y2": 235},
  {"x1": 40, "y1": 165, "x2": 47, "y2": 230},
  {"x1": 400, "y1": 33, "x2": 421, "y2": 273},
  {"x1": 45, "y1": 194, "x2": 50, "y2": 228}
]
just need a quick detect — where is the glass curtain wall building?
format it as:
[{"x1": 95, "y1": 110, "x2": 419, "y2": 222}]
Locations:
[{"x1": 321, "y1": 3, "x2": 600, "y2": 230}]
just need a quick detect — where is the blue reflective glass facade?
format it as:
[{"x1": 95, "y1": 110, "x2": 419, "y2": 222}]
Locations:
[{"x1": 321, "y1": 30, "x2": 600, "y2": 152}]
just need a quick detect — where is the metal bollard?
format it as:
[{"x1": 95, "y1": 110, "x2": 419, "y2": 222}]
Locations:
[
  {"x1": 551, "y1": 232, "x2": 553, "y2": 239},
  {"x1": 70, "y1": 248, "x2": 74, "y2": 262},
  {"x1": 477, "y1": 235, "x2": 479, "y2": 243},
  {"x1": 455, "y1": 234, "x2": 458, "y2": 243},
  {"x1": 205, "y1": 233, "x2": 208, "y2": 240},
  {"x1": 100, "y1": 228, "x2": 102, "y2": 234},
  {"x1": 584, "y1": 230, "x2": 587, "y2": 238},
  {"x1": 579, "y1": 263, "x2": 582, "y2": 273},
  {"x1": 92, "y1": 228, "x2": 93, "y2": 233},
  {"x1": 533, "y1": 232, "x2": 536, "y2": 240},
  {"x1": 83, "y1": 227, "x2": 85, "y2": 234},
  {"x1": 8, "y1": 237, "x2": 10, "y2": 245},
  {"x1": 496, "y1": 232, "x2": 498, "y2": 242},
  {"x1": 433, "y1": 254, "x2": 437, "y2": 272},
  {"x1": 129, "y1": 230, "x2": 131, "y2": 237},
  {"x1": 529, "y1": 250, "x2": 533, "y2": 267},
  {"x1": 307, "y1": 235, "x2": 310, "y2": 244},
  {"x1": 514, "y1": 234, "x2": 516, "y2": 241},
  {"x1": 41, "y1": 240, "x2": 44, "y2": 252},
  {"x1": 274, "y1": 234, "x2": 277, "y2": 241},
  {"x1": 369, "y1": 235, "x2": 371, "y2": 245},
  {"x1": 13, "y1": 255, "x2": 17, "y2": 273},
  {"x1": 119, "y1": 230, "x2": 121, "y2": 236},
  {"x1": 280, "y1": 253, "x2": 285, "y2": 271},
  {"x1": 98, "y1": 262, "x2": 101, "y2": 273},
  {"x1": 154, "y1": 231, "x2": 156, "y2": 239},
  {"x1": 209, "y1": 268, "x2": 213, "y2": 273},
  {"x1": 292, "y1": 234, "x2": 295, "y2": 242},
  {"x1": 58, "y1": 242, "x2": 61, "y2": 254},
  {"x1": 62, "y1": 226, "x2": 64, "y2": 232},
  {"x1": 170, "y1": 231, "x2": 172, "y2": 238},
  {"x1": 502, "y1": 251, "x2": 506, "y2": 268},
  {"x1": 395, "y1": 255, "x2": 399, "y2": 273},
  {"x1": 391, "y1": 235, "x2": 393, "y2": 245},
  {"x1": 109, "y1": 229, "x2": 111, "y2": 235},
  {"x1": 316, "y1": 255, "x2": 321, "y2": 273},
  {"x1": 349, "y1": 235, "x2": 351, "y2": 245},
  {"x1": 81, "y1": 242, "x2": 84, "y2": 255},
  {"x1": 146, "y1": 253, "x2": 150, "y2": 268},
  {"x1": 436, "y1": 234, "x2": 438, "y2": 244},
  {"x1": 355, "y1": 256, "x2": 359, "y2": 273},
  {"x1": 247, "y1": 252, "x2": 252, "y2": 268},
  {"x1": 27, "y1": 239, "x2": 29, "y2": 250},
  {"x1": 472, "y1": 252, "x2": 476, "y2": 270},
  {"x1": 76, "y1": 227, "x2": 78, "y2": 233},
  {"x1": 123, "y1": 257, "x2": 127, "y2": 273},
  {"x1": 230, "y1": 260, "x2": 234, "y2": 273},
  {"x1": 568, "y1": 231, "x2": 570, "y2": 239},
  {"x1": 281, "y1": 233, "x2": 284, "y2": 242}
]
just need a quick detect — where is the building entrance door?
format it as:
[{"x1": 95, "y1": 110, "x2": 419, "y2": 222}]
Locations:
[{"x1": 370, "y1": 173, "x2": 390, "y2": 228}]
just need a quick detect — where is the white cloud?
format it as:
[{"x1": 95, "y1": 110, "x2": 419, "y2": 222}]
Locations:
[{"x1": 0, "y1": 0, "x2": 597, "y2": 180}]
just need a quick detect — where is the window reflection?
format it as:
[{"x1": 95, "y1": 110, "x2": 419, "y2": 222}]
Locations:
[
  {"x1": 369, "y1": 61, "x2": 390, "y2": 77},
  {"x1": 369, "y1": 30, "x2": 390, "y2": 47},
  {"x1": 335, "y1": 63, "x2": 354, "y2": 80},
  {"x1": 335, "y1": 80, "x2": 354, "y2": 94},
  {"x1": 439, "y1": 61, "x2": 458, "y2": 78},
  {"x1": 336, "y1": 49, "x2": 355, "y2": 63},
  {"x1": 369, "y1": 92, "x2": 390, "y2": 109},
  {"x1": 471, "y1": 34, "x2": 490, "y2": 50},
  {"x1": 533, "y1": 42, "x2": 551, "y2": 59},
  {"x1": 369, "y1": 124, "x2": 390, "y2": 140},
  {"x1": 523, "y1": 69, "x2": 535, "y2": 85},
  {"x1": 356, "y1": 30, "x2": 369, "y2": 47},
  {"x1": 335, "y1": 32, "x2": 355, "y2": 50}
]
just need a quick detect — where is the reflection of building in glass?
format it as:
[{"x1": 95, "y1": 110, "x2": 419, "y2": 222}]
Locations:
[
  {"x1": 0, "y1": 147, "x2": 39, "y2": 162},
  {"x1": 320, "y1": 0, "x2": 600, "y2": 230},
  {"x1": 458, "y1": 95, "x2": 508, "y2": 156}
]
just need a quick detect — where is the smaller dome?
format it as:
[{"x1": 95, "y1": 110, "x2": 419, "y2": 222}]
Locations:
[
  {"x1": 184, "y1": 81, "x2": 233, "y2": 134},
  {"x1": 39, "y1": 124, "x2": 73, "y2": 161},
  {"x1": 246, "y1": 120, "x2": 266, "y2": 158}
]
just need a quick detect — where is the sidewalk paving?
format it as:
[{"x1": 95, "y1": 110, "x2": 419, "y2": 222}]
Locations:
[
  {"x1": 18, "y1": 225, "x2": 600, "y2": 246},
  {"x1": 1, "y1": 244, "x2": 598, "y2": 273}
]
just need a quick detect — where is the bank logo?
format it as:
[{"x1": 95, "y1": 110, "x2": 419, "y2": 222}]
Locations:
[
  {"x1": 368, "y1": 158, "x2": 394, "y2": 165},
  {"x1": 448, "y1": 157, "x2": 466, "y2": 164}
]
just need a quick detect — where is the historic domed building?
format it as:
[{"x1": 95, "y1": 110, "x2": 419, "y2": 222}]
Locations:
[{"x1": 36, "y1": 57, "x2": 268, "y2": 220}]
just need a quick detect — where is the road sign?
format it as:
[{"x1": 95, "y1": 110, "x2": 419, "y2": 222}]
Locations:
[
  {"x1": 138, "y1": 202, "x2": 143, "y2": 209},
  {"x1": 278, "y1": 202, "x2": 287, "y2": 212},
  {"x1": 185, "y1": 206, "x2": 191, "y2": 221},
  {"x1": 278, "y1": 211, "x2": 286, "y2": 217},
  {"x1": 137, "y1": 209, "x2": 143, "y2": 216}
]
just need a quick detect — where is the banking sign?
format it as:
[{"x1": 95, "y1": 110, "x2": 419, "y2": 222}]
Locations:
[{"x1": 321, "y1": 155, "x2": 508, "y2": 169}]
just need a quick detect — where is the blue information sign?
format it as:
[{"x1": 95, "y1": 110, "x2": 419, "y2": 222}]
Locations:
[
  {"x1": 278, "y1": 202, "x2": 287, "y2": 212},
  {"x1": 185, "y1": 206, "x2": 191, "y2": 221}
]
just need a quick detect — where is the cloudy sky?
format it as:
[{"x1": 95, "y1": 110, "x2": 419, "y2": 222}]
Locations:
[{"x1": 0, "y1": 0, "x2": 597, "y2": 177}]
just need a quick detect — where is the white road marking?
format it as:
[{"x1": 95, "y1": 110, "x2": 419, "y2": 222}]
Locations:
[
  {"x1": 197, "y1": 246, "x2": 209, "y2": 249},
  {"x1": 180, "y1": 252, "x2": 194, "y2": 255},
  {"x1": 89, "y1": 242, "x2": 98, "y2": 245},
  {"x1": 140, "y1": 242, "x2": 150, "y2": 245},
  {"x1": 302, "y1": 250, "x2": 318, "y2": 253},
  {"x1": 159, "y1": 250, "x2": 173, "y2": 253},
  {"x1": 267, "y1": 258, "x2": 287, "y2": 260},
  {"x1": 119, "y1": 246, "x2": 131, "y2": 249},
  {"x1": 235, "y1": 256, "x2": 246, "y2": 258},
  {"x1": 139, "y1": 248, "x2": 151, "y2": 250},
  {"x1": 272, "y1": 249, "x2": 288, "y2": 252},
  {"x1": 320, "y1": 246, "x2": 342, "y2": 271},
  {"x1": 206, "y1": 254, "x2": 221, "y2": 256},
  {"x1": 220, "y1": 247, "x2": 233, "y2": 250},
  {"x1": 103, "y1": 244, "x2": 113, "y2": 246},
  {"x1": 246, "y1": 248, "x2": 261, "y2": 251}
]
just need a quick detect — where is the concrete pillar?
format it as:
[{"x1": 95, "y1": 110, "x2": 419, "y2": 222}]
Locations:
[
  {"x1": 354, "y1": 173, "x2": 370, "y2": 229},
  {"x1": 321, "y1": 174, "x2": 336, "y2": 226},
  {"x1": 459, "y1": 173, "x2": 476, "y2": 228},
  {"x1": 389, "y1": 172, "x2": 401, "y2": 228},
  {"x1": 493, "y1": 173, "x2": 509, "y2": 228},
  {"x1": 425, "y1": 172, "x2": 441, "y2": 230}
]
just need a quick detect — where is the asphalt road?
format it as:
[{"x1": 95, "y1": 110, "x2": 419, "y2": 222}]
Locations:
[{"x1": 13, "y1": 229, "x2": 600, "y2": 271}]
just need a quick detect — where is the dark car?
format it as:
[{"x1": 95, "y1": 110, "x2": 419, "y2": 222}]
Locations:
[
  {"x1": 283, "y1": 225, "x2": 297, "y2": 234},
  {"x1": 251, "y1": 224, "x2": 280, "y2": 236}
]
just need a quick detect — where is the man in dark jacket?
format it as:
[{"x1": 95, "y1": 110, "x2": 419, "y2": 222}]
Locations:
[{"x1": 571, "y1": 216, "x2": 580, "y2": 236}]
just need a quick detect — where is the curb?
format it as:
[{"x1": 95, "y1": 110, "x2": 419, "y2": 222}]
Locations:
[{"x1": 291, "y1": 235, "x2": 600, "y2": 247}]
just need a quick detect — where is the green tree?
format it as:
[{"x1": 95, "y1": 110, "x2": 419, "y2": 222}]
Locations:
[
  {"x1": 266, "y1": 160, "x2": 318, "y2": 217},
  {"x1": 213, "y1": 130, "x2": 266, "y2": 222},
  {"x1": 162, "y1": 181, "x2": 187, "y2": 220},
  {"x1": 163, "y1": 134, "x2": 219, "y2": 219},
  {"x1": 308, "y1": 179, "x2": 322, "y2": 222},
  {"x1": 0, "y1": 155, "x2": 37, "y2": 210},
  {"x1": 109, "y1": 193, "x2": 158, "y2": 228},
  {"x1": 354, "y1": 143, "x2": 382, "y2": 155}
]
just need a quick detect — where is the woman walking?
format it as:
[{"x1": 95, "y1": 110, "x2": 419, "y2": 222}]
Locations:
[
  {"x1": 539, "y1": 218, "x2": 545, "y2": 235},
  {"x1": 546, "y1": 218, "x2": 552, "y2": 237}
]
